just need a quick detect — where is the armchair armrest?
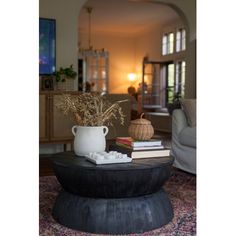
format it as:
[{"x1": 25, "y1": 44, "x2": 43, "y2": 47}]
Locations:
[{"x1": 172, "y1": 109, "x2": 188, "y2": 135}]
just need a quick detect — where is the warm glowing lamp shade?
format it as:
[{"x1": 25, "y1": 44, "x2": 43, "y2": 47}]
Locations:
[{"x1": 128, "y1": 73, "x2": 137, "y2": 82}]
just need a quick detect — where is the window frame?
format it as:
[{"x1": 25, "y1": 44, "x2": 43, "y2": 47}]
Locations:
[
  {"x1": 165, "y1": 60, "x2": 186, "y2": 106},
  {"x1": 162, "y1": 32, "x2": 174, "y2": 55},
  {"x1": 176, "y1": 28, "x2": 186, "y2": 52}
]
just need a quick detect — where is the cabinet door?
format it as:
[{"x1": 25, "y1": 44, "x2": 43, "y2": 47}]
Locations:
[
  {"x1": 39, "y1": 94, "x2": 49, "y2": 141},
  {"x1": 50, "y1": 94, "x2": 76, "y2": 142}
]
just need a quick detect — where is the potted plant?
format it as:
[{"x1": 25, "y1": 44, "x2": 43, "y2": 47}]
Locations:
[
  {"x1": 56, "y1": 93, "x2": 127, "y2": 156},
  {"x1": 167, "y1": 92, "x2": 182, "y2": 115},
  {"x1": 54, "y1": 64, "x2": 77, "y2": 90}
]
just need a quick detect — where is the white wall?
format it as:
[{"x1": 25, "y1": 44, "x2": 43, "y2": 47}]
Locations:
[
  {"x1": 154, "y1": 0, "x2": 196, "y2": 42},
  {"x1": 135, "y1": 24, "x2": 162, "y2": 61},
  {"x1": 134, "y1": 24, "x2": 162, "y2": 88},
  {"x1": 79, "y1": 23, "x2": 163, "y2": 93},
  {"x1": 40, "y1": 0, "x2": 84, "y2": 90}
]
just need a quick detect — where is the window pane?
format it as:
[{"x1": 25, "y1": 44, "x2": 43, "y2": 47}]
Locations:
[
  {"x1": 168, "y1": 89, "x2": 174, "y2": 103},
  {"x1": 168, "y1": 33, "x2": 174, "y2": 54},
  {"x1": 176, "y1": 40, "x2": 180, "y2": 52},
  {"x1": 176, "y1": 31, "x2": 181, "y2": 52},
  {"x1": 169, "y1": 33, "x2": 174, "y2": 42},
  {"x1": 175, "y1": 62, "x2": 181, "y2": 92},
  {"x1": 162, "y1": 35, "x2": 167, "y2": 44},
  {"x1": 162, "y1": 35, "x2": 167, "y2": 55},
  {"x1": 176, "y1": 31, "x2": 181, "y2": 41},
  {"x1": 182, "y1": 29, "x2": 186, "y2": 50},
  {"x1": 181, "y1": 61, "x2": 186, "y2": 84},
  {"x1": 175, "y1": 63, "x2": 180, "y2": 81},
  {"x1": 162, "y1": 44, "x2": 167, "y2": 55},
  {"x1": 169, "y1": 41, "x2": 174, "y2": 54},
  {"x1": 181, "y1": 61, "x2": 186, "y2": 97},
  {"x1": 168, "y1": 64, "x2": 174, "y2": 86}
]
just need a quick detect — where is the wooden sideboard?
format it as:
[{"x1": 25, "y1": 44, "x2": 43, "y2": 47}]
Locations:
[{"x1": 39, "y1": 91, "x2": 79, "y2": 145}]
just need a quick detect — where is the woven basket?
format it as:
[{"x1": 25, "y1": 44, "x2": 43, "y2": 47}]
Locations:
[{"x1": 128, "y1": 113, "x2": 154, "y2": 140}]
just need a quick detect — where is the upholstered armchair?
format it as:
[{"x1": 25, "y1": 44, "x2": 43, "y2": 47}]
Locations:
[{"x1": 170, "y1": 99, "x2": 196, "y2": 174}]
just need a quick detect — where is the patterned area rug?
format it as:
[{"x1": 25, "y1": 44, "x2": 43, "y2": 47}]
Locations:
[{"x1": 39, "y1": 168, "x2": 196, "y2": 236}]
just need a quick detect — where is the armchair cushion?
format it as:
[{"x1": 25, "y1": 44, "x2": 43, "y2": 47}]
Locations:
[
  {"x1": 179, "y1": 126, "x2": 196, "y2": 148},
  {"x1": 180, "y1": 99, "x2": 196, "y2": 127},
  {"x1": 171, "y1": 107, "x2": 196, "y2": 174}
]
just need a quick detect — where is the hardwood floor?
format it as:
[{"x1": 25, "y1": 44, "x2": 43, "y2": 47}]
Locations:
[{"x1": 39, "y1": 154, "x2": 55, "y2": 176}]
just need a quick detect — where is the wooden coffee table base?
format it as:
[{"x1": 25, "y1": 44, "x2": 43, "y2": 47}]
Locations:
[{"x1": 53, "y1": 188, "x2": 173, "y2": 234}]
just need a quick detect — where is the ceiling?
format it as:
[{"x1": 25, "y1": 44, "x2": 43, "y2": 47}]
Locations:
[{"x1": 78, "y1": 0, "x2": 179, "y2": 35}]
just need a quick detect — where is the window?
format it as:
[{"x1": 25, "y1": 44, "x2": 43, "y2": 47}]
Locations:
[
  {"x1": 175, "y1": 61, "x2": 186, "y2": 97},
  {"x1": 176, "y1": 29, "x2": 186, "y2": 52},
  {"x1": 162, "y1": 32, "x2": 174, "y2": 55},
  {"x1": 165, "y1": 61, "x2": 186, "y2": 105},
  {"x1": 162, "y1": 28, "x2": 186, "y2": 55},
  {"x1": 166, "y1": 63, "x2": 175, "y2": 103},
  {"x1": 161, "y1": 27, "x2": 186, "y2": 107}
]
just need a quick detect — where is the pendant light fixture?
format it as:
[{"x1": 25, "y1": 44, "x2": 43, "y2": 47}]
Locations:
[
  {"x1": 79, "y1": 6, "x2": 107, "y2": 57},
  {"x1": 78, "y1": 6, "x2": 109, "y2": 94}
]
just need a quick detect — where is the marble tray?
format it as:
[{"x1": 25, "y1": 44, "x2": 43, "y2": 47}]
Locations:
[{"x1": 85, "y1": 151, "x2": 132, "y2": 165}]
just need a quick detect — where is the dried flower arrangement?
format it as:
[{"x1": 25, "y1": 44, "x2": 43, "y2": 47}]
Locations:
[{"x1": 56, "y1": 93, "x2": 127, "y2": 126}]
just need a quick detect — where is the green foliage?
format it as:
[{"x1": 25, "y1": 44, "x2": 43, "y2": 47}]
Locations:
[
  {"x1": 167, "y1": 92, "x2": 182, "y2": 115},
  {"x1": 54, "y1": 65, "x2": 77, "y2": 82}
]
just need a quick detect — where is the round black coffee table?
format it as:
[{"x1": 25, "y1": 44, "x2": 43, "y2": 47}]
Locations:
[{"x1": 51, "y1": 151, "x2": 174, "y2": 234}]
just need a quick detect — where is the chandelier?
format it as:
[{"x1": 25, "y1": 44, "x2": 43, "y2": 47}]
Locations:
[{"x1": 79, "y1": 6, "x2": 107, "y2": 57}]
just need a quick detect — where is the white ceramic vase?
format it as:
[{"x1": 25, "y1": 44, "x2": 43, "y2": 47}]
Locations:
[{"x1": 71, "y1": 126, "x2": 109, "y2": 156}]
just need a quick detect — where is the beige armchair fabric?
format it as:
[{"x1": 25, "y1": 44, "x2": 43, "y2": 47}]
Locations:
[{"x1": 171, "y1": 107, "x2": 196, "y2": 174}]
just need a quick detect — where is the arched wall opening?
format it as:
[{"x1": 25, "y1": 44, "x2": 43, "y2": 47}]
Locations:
[
  {"x1": 39, "y1": 0, "x2": 195, "y2": 98},
  {"x1": 78, "y1": 0, "x2": 196, "y2": 98}
]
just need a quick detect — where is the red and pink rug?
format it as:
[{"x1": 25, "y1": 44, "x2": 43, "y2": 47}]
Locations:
[{"x1": 39, "y1": 168, "x2": 196, "y2": 235}]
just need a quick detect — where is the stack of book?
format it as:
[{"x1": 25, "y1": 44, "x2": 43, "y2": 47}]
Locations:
[{"x1": 110, "y1": 137, "x2": 170, "y2": 159}]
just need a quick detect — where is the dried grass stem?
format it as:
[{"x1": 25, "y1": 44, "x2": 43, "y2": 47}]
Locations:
[{"x1": 56, "y1": 93, "x2": 127, "y2": 127}]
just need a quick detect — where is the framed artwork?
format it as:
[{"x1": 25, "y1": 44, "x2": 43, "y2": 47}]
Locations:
[{"x1": 41, "y1": 76, "x2": 54, "y2": 90}]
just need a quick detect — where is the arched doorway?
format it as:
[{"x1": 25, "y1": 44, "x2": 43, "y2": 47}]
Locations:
[{"x1": 78, "y1": 0, "x2": 188, "y2": 93}]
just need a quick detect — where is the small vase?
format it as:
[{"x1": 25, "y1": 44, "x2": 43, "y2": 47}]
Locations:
[{"x1": 72, "y1": 126, "x2": 109, "y2": 156}]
